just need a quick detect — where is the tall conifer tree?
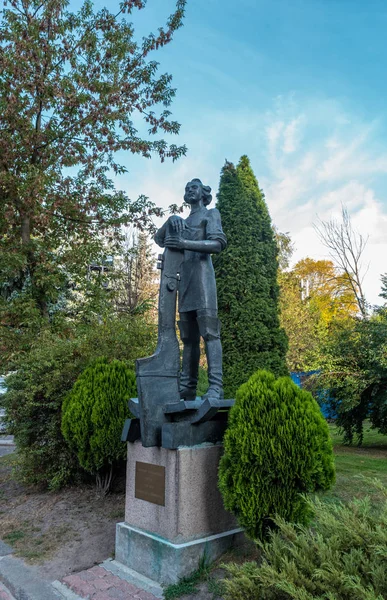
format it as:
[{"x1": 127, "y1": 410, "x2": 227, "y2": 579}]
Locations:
[{"x1": 214, "y1": 156, "x2": 287, "y2": 397}]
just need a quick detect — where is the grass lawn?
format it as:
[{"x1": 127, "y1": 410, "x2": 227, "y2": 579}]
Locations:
[{"x1": 323, "y1": 421, "x2": 387, "y2": 504}]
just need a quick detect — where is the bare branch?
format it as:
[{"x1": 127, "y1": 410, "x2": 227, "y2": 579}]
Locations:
[{"x1": 314, "y1": 206, "x2": 369, "y2": 317}]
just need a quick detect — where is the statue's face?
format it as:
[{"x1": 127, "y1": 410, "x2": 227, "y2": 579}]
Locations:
[{"x1": 184, "y1": 180, "x2": 202, "y2": 204}]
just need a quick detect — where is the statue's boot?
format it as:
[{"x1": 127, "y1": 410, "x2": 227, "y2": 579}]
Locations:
[
  {"x1": 197, "y1": 315, "x2": 224, "y2": 401},
  {"x1": 178, "y1": 318, "x2": 200, "y2": 401}
]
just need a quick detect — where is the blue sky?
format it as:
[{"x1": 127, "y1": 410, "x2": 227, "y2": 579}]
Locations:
[{"x1": 74, "y1": 0, "x2": 387, "y2": 305}]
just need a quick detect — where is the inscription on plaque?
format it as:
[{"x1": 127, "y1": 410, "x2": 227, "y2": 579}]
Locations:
[{"x1": 135, "y1": 461, "x2": 166, "y2": 506}]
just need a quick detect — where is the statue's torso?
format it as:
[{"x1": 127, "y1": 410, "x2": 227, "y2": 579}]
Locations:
[{"x1": 178, "y1": 208, "x2": 217, "y2": 313}]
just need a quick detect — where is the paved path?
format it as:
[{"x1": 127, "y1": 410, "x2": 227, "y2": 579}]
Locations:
[
  {"x1": 60, "y1": 565, "x2": 158, "y2": 600},
  {"x1": 1, "y1": 543, "x2": 162, "y2": 600}
]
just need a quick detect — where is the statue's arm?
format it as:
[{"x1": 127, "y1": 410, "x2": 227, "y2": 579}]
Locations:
[
  {"x1": 154, "y1": 222, "x2": 167, "y2": 247},
  {"x1": 155, "y1": 216, "x2": 187, "y2": 247},
  {"x1": 182, "y1": 239, "x2": 222, "y2": 253},
  {"x1": 164, "y1": 209, "x2": 226, "y2": 254}
]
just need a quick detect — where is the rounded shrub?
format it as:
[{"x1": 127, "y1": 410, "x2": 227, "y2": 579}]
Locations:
[
  {"x1": 62, "y1": 357, "x2": 136, "y2": 493},
  {"x1": 218, "y1": 370, "x2": 335, "y2": 539}
]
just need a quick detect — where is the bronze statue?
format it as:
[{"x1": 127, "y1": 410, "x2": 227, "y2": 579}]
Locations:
[
  {"x1": 123, "y1": 179, "x2": 232, "y2": 448},
  {"x1": 155, "y1": 179, "x2": 227, "y2": 401}
]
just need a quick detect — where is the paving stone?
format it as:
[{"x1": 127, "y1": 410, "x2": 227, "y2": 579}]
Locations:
[
  {"x1": 92, "y1": 577, "x2": 114, "y2": 591},
  {"x1": 106, "y1": 589, "x2": 128, "y2": 599},
  {"x1": 88, "y1": 566, "x2": 109, "y2": 578},
  {"x1": 60, "y1": 561, "x2": 158, "y2": 600},
  {"x1": 79, "y1": 570, "x2": 99, "y2": 582},
  {"x1": 115, "y1": 579, "x2": 139, "y2": 594}
]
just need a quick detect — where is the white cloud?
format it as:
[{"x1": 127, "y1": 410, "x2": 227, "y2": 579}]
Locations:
[
  {"x1": 117, "y1": 94, "x2": 387, "y2": 306},
  {"x1": 283, "y1": 117, "x2": 303, "y2": 154},
  {"x1": 266, "y1": 121, "x2": 284, "y2": 158},
  {"x1": 317, "y1": 126, "x2": 387, "y2": 183},
  {"x1": 264, "y1": 97, "x2": 387, "y2": 306}
]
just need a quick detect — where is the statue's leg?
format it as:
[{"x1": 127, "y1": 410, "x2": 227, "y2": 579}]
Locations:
[
  {"x1": 197, "y1": 310, "x2": 224, "y2": 400},
  {"x1": 178, "y1": 311, "x2": 200, "y2": 401}
]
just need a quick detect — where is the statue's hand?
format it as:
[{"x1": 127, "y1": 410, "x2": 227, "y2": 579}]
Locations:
[
  {"x1": 168, "y1": 215, "x2": 187, "y2": 233},
  {"x1": 164, "y1": 235, "x2": 186, "y2": 250}
]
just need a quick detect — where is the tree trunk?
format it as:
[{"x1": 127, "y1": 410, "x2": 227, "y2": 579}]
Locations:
[
  {"x1": 20, "y1": 211, "x2": 49, "y2": 318},
  {"x1": 95, "y1": 464, "x2": 114, "y2": 496},
  {"x1": 21, "y1": 213, "x2": 31, "y2": 245}
]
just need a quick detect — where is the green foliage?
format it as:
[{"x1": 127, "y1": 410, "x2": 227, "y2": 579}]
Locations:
[
  {"x1": 274, "y1": 228, "x2": 295, "y2": 271},
  {"x1": 222, "y1": 483, "x2": 387, "y2": 600},
  {"x1": 310, "y1": 313, "x2": 387, "y2": 444},
  {"x1": 163, "y1": 555, "x2": 211, "y2": 600},
  {"x1": 380, "y1": 273, "x2": 387, "y2": 302},
  {"x1": 197, "y1": 367, "x2": 209, "y2": 397},
  {"x1": 218, "y1": 370, "x2": 335, "y2": 540},
  {"x1": 4, "y1": 334, "x2": 82, "y2": 489},
  {"x1": 278, "y1": 270, "x2": 322, "y2": 372},
  {"x1": 0, "y1": 0, "x2": 186, "y2": 366},
  {"x1": 278, "y1": 254, "x2": 359, "y2": 372},
  {"x1": 62, "y1": 358, "x2": 136, "y2": 492},
  {"x1": 3, "y1": 316, "x2": 156, "y2": 489},
  {"x1": 214, "y1": 156, "x2": 287, "y2": 398}
]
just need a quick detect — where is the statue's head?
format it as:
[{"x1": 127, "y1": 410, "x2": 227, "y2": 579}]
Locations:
[{"x1": 184, "y1": 179, "x2": 212, "y2": 206}]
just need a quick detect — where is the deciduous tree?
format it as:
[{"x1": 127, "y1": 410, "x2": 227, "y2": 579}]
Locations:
[
  {"x1": 314, "y1": 207, "x2": 368, "y2": 317},
  {"x1": 0, "y1": 0, "x2": 186, "y2": 366},
  {"x1": 114, "y1": 229, "x2": 157, "y2": 315},
  {"x1": 278, "y1": 269, "x2": 321, "y2": 371},
  {"x1": 309, "y1": 313, "x2": 387, "y2": 444},
  {"x1": 292, "y1": 258, "x2": 358, "y2": 324}
]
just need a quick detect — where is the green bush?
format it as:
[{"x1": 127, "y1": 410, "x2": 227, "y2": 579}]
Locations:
[
  {"x1": 222, "y1": 484, "x2": 387, "y2": 600},
  {"x1": 3, "y1": 316, "x2": 156, "y2": 489},
  {"x1": 62, "y1": 358, "x2": 136, "y2": 494},
  {"x1": 197, "y1": 367, "x2": 209, "y2": 397},
  {"x1": 4, "y1": 333, "x2": 83, "y2": 489},
  {"x1": 309, "y1": 313, "x2": 387, "y2": 444},
  {"x1": 218, "y1": 370, "x2": 335, "y2": 539}
]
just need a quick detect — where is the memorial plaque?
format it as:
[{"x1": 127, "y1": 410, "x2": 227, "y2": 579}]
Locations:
[{"x1": 135, "y1": 461, "x2": 165, "y2": 506}]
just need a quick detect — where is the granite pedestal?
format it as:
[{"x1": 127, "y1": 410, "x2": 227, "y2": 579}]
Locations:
[{"x1": 115, "y1": 441, "x2": 243, "y2": 585}]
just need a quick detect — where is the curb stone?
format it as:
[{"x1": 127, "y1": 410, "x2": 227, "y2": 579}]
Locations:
[
  {"x1": 51, "y1": 583, "x2": 83, "y2": 600},
  {"x1": 0, "y1": 543, "x2": 12, "y2": 558},
  {"x1": 0, "y1": 555, "x2": 65, "y2": 600},
  {"x1": 0, "y1": 580, "x2": 17, "y2": 600}
]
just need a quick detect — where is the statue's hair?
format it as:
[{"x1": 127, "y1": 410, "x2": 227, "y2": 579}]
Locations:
[{"x1": 190, "y1": 178, "x2": 212, "y2": 206}]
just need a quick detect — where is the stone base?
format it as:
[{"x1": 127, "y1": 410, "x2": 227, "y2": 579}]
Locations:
[
  {"x1": 115, "y1": 522, "x2": 243, "y2": 585},
  {"x1": 123, "y1": 441, "x2": 238, "y2": 540},
  {"x1": 115, "y1": 441, "x2": 243, "y2": 585}
]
